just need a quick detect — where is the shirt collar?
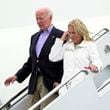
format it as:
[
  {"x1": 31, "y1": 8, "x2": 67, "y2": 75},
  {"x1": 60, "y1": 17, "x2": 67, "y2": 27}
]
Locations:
[
  {"x1": 47, "y1": 24, "x2": 53, "y2": 33},
  {"x1": 76, "y1": 40, "x2": 89, "y2": 48},
  {"x1": 40, "y1": 25, "x2": 53, "y2": 34}
]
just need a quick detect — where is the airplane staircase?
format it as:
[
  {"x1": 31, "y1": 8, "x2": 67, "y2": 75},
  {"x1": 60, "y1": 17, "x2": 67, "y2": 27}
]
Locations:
[{"x1": 0, "y1": 28, "x2": 110, "y2": 110}]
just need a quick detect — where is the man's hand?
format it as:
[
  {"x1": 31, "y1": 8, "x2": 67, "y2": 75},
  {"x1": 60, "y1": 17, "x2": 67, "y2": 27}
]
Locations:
[
  {"x1": 4, "y1": 75, "x2": 17, "y2": 86},
  {"x1": 53, "y1": 82, "x2": 60, "y2": 88}
]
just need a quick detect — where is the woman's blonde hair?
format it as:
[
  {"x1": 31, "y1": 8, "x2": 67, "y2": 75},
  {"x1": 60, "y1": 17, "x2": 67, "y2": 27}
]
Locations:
[{"x1": 68, "y1": 18, "x2": 92, "y2": 41}]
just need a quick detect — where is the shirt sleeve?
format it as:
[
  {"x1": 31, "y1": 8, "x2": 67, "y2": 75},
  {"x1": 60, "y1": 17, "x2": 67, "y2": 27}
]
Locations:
[
  {"x1": 49, "y1": 38, "x2": 64, "y2": 62},
  {"x1": 88, "y1": 42, "x2": 103, "y2": 71}
]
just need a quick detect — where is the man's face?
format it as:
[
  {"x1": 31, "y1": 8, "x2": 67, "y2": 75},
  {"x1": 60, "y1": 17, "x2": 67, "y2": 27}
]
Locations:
[{"x1": 36, "y1": 10, "x2": 52, "y2": 31}]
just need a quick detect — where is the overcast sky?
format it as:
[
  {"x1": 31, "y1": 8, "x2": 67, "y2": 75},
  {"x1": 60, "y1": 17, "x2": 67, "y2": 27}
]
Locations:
[{"x1": 0, "y1": 0, "x2": 110, "y2": 28}]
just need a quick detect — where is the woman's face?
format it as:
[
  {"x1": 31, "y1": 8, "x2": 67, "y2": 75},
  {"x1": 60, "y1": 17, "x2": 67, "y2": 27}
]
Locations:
[{"x1": 68, "y1": 25, "x2": 83, "y2": 45}]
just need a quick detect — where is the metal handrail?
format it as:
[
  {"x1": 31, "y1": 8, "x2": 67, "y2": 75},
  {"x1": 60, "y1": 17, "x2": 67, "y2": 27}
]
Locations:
[
  {"x1": 28, "y1": 70, "x2": 89, "y2": 110},
  {"x1": 92, "y1": 28, "x2": 109, "y2": 41},
  {"x1": 0, "y1": 86, "x2": 28, "y2": 110},
  {"x1": 97, "y1": 79, "x2": 110, "y2": 92}
]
